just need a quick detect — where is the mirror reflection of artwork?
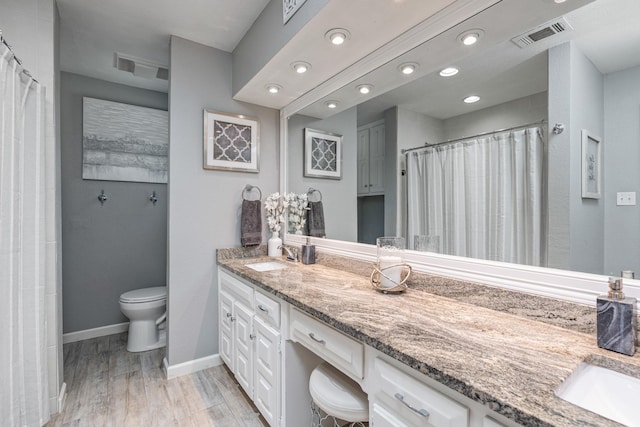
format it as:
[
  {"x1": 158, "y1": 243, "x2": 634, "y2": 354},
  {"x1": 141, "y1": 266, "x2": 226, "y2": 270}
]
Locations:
[
  {"x1": 582, "y1": 130, "x2": 601, "y2": 199},
  {"x1": 82, "y1": 97, "x2": 168, "y2": 183},
  {"x1": 304, "y1": 128, "x2": 342, "y2": 179}
]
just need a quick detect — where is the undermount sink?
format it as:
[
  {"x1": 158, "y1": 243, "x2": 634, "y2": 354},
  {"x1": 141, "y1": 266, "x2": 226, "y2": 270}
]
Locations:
[
  {"x1": 555, "y1": 362, "x2": 640, "y2": 426},
  {"x1": 245, "y1": 261, "x2": 289, "y2": 272}
]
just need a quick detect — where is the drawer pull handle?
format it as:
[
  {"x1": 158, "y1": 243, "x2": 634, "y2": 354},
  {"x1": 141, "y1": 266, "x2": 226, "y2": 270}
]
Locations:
[
  {"x1": 308, "y1": 332, "x2": 326, "y2": 344},
  {"x1": 258, "y1": 304, "x2": 269, "y2": 313},
  {"x1": 250, "y1": 333, "x2": 256, "y2": 340},
  {"x1": 394, "y1": 393, "x2": 430, "y2": 417}
]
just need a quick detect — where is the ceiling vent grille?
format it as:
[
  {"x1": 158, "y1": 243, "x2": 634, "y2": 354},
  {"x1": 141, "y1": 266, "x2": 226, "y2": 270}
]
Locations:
[
  {"x1": 511, "y1": 17, "x2": 573, "y2": 48},
  {"x1": 115, "y1": 53, "x2": 169, "y2": 81}
]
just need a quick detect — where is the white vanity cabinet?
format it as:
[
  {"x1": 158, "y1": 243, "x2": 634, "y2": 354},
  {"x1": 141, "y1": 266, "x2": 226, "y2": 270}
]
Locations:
[
  {"x1": 218, "y1": 270, "x2": 281, "y2": 426},
  {"x1": 357, "y1": 121, "x2": 386, "y2": 196}
]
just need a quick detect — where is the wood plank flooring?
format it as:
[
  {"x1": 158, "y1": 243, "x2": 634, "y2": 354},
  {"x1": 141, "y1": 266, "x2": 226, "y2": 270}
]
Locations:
[{"x1": 46, "y1": 332, "x2": 268, "y2": 427}]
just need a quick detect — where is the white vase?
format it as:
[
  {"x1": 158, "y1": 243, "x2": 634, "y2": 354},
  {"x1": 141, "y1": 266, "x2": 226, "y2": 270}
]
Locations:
[{"x1": 268, "y1": 231, "x2": 282, "y2": 257}]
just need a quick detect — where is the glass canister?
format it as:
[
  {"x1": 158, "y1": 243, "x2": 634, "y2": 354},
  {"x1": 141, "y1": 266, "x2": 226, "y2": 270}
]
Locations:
[{"x1": 376, "y1": 237, "x2": 406, "y2": 288}]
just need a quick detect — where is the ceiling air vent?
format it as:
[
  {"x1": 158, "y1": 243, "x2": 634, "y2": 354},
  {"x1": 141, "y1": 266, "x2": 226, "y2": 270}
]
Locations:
[
  {"x1": 115, "y1": 53, "x2": 169, "y2": 81},
  {"x1": 511, "y1": 17, "x2": 573, "y2": 48}
]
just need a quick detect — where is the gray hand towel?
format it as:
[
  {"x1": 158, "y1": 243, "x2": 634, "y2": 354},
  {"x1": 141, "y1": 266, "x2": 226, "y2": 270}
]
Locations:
[
  {"x1": 307, "y1": 201, "x2": 325, "y2": 238},
  {"x1": 241, "y1": 199, "x2": 262, "y2": 246}
]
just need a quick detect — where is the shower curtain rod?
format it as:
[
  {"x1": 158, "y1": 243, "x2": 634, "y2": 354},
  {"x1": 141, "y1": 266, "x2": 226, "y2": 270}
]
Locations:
[
  {"x1": 401, "y1": 119, "x2": 546, "y2": 154},
  {"x1": 0, "y1": 30, "x2": 38, "y2": 84}
]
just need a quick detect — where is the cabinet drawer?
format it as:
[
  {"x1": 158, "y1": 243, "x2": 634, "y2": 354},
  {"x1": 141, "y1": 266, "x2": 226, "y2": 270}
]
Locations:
[
  {"x1": 372, "y1": 358, "x2": 468, "y2": 427},
  {"x1": 289, "y1": 308, "x2": 363, "y2": 380},
  {"x1": 220, "y1": 270, "x2": 253, "y2": 308},
  {"x1": 255, "y1": 291, "x2": 280, "y2": 328}
]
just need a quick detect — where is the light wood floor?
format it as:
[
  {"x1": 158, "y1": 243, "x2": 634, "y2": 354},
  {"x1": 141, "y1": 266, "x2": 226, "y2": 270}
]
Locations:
[{"x1": 46, "y1": 332, "x2": 268, "y2": 427}]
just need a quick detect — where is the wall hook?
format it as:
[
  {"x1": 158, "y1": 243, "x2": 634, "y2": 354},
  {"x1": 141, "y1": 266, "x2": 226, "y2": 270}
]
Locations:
[
  {"x1": 149, "y1": 191, "x2": 158, "y2": 205},
  {"x1": 552, "y1": 123, "x2": 565, "y2": 135},
  {"x1": 98, "y1": 190, "x2": 108, "y2": 205}
]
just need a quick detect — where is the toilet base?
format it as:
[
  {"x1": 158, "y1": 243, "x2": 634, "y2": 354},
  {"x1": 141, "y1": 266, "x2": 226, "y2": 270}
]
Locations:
[{"x1": 126, "y1": 324, "x2": 166, "y2": 353}]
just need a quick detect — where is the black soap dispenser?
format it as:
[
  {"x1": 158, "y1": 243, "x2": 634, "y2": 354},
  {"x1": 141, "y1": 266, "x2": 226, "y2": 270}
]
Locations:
[
  {"x1": 301, "y1": 237, "x2": 316, "y2": 265},
  {"x1": 597, "y1": 277, "x2": 637, "y2": 356}
]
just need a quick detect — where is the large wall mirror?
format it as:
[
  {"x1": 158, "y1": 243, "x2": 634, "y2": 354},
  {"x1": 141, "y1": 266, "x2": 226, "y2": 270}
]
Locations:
[{"x1": 284, "y1": 0, "x2": 640, "y2": 277}]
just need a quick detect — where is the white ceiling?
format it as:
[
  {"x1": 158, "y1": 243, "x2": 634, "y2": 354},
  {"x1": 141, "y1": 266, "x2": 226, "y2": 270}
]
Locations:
[
  {"x1": 299, "y1": 0, "x2": 640, "y2": 123},
  {"x1": 57, "y1": 0, "x2": 270, "y2": 92}
]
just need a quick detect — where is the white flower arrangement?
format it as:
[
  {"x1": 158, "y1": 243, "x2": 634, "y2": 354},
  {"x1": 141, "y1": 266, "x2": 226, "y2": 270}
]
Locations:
[
  {"x1": 284, "y1": 192, "x2": 309, "y2": 234},
  {"x1": 265, "y1": 192, "x2": 287, "y2": 233}
]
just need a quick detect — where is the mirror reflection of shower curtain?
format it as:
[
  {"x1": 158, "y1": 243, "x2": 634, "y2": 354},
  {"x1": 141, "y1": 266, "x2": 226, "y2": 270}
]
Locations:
[
  {"x1": 0, "y1": 45, "x2": 50, "y2": 425},
  {"x1": 406, "y1": 127, "x2": 545, "y2": 267}
]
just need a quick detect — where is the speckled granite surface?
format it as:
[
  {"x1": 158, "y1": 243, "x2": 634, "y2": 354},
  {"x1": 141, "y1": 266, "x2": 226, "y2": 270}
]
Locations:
[{"x1": 217, "y1": 253, "x2": 640, "y2": 427}]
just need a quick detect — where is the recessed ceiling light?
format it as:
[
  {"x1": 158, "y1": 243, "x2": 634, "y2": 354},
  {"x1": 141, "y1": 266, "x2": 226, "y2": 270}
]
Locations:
[
  {"x1": 325, "y1": 100, "x2": 339, "y2": 109},
  {"x1": 458, "y1": 29, "x2": 484, "y2": 46},
  {"x1": 463, "y1": 95, "x2": 480, "y2": 104},
  {"x1": 357, "y1": 84, "x2": 373, "y2": 95},
  {"x1": 439, "y1": 67, "x2": 459, "y2": 77},
  {"x1": 399, "y1": 62, "x2": 418, "y2": 75},
  {"x1": 292, "y1": 61, "x2": 311, "y2": 74},
  {"x1": 325, "y1": 28, "x2": 351, "y2": 45},
  {"x1": 554, "y1": 0, "x2": 567, "y2": 3},
  {"x1": 265, "y1": 84, "x2": 282, "y2": 94}
]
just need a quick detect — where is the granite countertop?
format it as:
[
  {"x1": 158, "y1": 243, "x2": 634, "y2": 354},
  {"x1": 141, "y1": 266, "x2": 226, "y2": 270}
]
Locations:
[{"x1": 218, "y1": 254, "x2": 640, "y2": 427}]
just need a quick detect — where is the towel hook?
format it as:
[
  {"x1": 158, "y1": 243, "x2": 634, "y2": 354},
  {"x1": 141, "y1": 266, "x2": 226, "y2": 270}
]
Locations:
[
  {"x1": 98, "y1": 190, "x2": 108, "y2": 205},
  {"x1": 242, "y1": 184, "x2": 262, "y2": 201},
  {"x1": 307, "y1": 187, "x2": 322, "y2": 202},
  {"x1": 149, "y1": 191, "x2": 158, "y2": 205}
]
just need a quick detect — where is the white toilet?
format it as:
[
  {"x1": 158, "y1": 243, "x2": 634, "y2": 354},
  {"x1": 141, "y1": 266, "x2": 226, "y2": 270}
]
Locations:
[{"x1": 119, "y1": 286, "x2": 167, "y2": 352}]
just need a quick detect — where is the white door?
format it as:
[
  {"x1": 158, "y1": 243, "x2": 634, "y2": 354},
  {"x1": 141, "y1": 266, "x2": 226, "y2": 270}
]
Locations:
[
  {"x1": 357, "y1": 129, "x2": 371, "y2": 195},
  {"x1": 368, "y1": 124, "x2": 386, "y2": 194},
  {"x1": 234, "y1": 302, "x2": 254, "y2": 396},
  {"x1": 254, "y1": 317, "x2": 281, "y2": 426}
]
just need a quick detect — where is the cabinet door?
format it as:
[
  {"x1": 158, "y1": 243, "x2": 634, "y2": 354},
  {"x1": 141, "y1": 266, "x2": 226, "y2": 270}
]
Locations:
[
  {"x1": 219, "y1": 291, "x2": 234, "y2": 369},
  {"x1": 254, "y1": 318, "x2": 281, "y2": 426},
  {"x1": 234, "y1": 302, "x2": 254, "y2": 397},
  {"x1": 357, "y1": 129, "x2": 371, "y2": 195},
  {"x1": 368, "y1": 124, "x2": 386, "y2": 194}
]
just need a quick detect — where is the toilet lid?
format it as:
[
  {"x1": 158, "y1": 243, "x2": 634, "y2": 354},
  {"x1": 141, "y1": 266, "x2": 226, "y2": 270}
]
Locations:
[{"x1": 120, "y1": 286, "x2": 166, "y2": 303}]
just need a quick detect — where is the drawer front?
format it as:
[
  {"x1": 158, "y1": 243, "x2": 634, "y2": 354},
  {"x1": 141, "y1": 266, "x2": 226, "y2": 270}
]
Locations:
[
  {"x1": 483, "y1": 416, "x2": 506, "y2": 427},
  {"x1": 372, "y1": 358, "x2": 468, "y2": 427},
  {"x1": 255, "y1": 290, "x2": 281, "y2": 329},
  {"x1": 289, "y1": 308, "x2": 363, "y2": 380},
  {"x1": 220, "y1": 270, "x2": 254, "y2": 308}
]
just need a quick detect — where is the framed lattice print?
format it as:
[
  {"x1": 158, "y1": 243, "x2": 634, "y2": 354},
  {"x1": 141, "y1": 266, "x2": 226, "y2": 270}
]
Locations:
[
  {"x1": 203, "y1": 110, "x2": 259, "y2": 172},
  {"x1": 304, "y1": 128, "x2": 342, "y2": 180}
]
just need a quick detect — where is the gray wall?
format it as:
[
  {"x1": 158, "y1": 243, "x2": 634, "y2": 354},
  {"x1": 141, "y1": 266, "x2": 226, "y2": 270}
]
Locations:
[
  {"x1": 61, "y1": 72, "x2": 168, "y2": 333},
  {"x1": 358, "y1": 196, "x2": 384, "y2": 244},
  {"x1": 548, "y1": 42, "x2": 604, "y2": 273},
  {"x1": 568, "y1": 44, "x2": 604, "y2": 274},
  {"x1": 168, "y1": 36, "x2": 279, "y2": 366},
  {"x1": 232, "y1": 0, "x2": 328, "y2": 95},
  {"x1": 604, "y1": 65, "x2": 640, "y2": 275},
  {"x1": 287, "y1": 109, "x2": 358, "y2": 242}
]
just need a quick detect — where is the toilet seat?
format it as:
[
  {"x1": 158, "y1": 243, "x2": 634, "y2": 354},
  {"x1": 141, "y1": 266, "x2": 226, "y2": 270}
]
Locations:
[{"x1": 120, "y1": 286, "x2": 166, "y2": 304}]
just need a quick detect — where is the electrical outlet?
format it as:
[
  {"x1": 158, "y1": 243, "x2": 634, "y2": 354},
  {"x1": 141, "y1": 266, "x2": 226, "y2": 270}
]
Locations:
[{"x1": 617, "y1": 192, "x2": 636, "y2": 206}]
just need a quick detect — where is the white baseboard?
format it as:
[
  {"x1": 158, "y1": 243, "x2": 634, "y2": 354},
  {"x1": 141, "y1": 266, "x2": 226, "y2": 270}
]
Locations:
[
  {"x1": 63, "y1": 322, "x2": 129, "y2": 344},
  {"x1": 163, "y1": 354, "x2": 222, "y2": 379}
]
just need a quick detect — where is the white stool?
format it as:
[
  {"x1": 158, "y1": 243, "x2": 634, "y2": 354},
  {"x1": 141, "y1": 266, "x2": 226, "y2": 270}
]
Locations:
[{"x1": 309, "y1": 362, "x2": 369, "y2": 427}]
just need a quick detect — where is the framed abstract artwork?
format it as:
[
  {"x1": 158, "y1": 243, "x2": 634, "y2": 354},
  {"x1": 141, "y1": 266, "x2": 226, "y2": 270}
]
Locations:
[
  {"x1": 82, "y1": 97, "x2": 168, "y2": 183},
  {"x1": 304, "y1": 128, "x2": 342, "y2": 179},
  {"x1": 581, "y1": 129, "x2": 601, "y2": 199},
  {"x1": 203, "y1": 110, "x2": 259, "y2": 172}
]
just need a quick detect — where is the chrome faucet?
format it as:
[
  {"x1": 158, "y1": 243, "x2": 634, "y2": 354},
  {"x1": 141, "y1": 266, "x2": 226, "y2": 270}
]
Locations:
[{"x1": 278, "y1": 245, "x2": 298, "y2": 262}]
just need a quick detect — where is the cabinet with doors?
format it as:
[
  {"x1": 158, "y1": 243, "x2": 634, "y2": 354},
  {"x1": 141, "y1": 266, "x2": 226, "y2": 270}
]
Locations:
[
  {"x1": 357, "y1": 121, "x2": 386, "y2": 195},
  {"x1": 219, "y1": 270, "x2": 282, "y2": 427}
]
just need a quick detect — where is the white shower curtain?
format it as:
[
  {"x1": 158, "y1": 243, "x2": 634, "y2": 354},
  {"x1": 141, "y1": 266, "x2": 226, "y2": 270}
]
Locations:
[
  {"x1": 406, "y1": 127, "x2": 545, "y2": 266},
  {"x1": 0, "y1": 43, "x2": 50, "y2": 425}
]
